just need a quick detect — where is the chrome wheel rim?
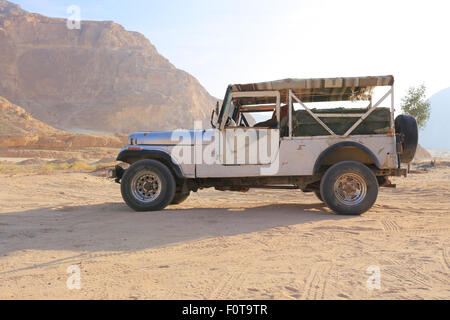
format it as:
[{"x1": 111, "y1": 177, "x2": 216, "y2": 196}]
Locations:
[
  {"x1": 333, "y1": 173, "x2": 367, "y2": 206},
  {"x1": 131, "y1": 171, "x2": 162, "y2": 203}
]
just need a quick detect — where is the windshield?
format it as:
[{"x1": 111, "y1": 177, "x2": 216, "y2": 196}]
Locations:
[{"x1": 227, "y1": 101, "x2": 236, "y2": 121}]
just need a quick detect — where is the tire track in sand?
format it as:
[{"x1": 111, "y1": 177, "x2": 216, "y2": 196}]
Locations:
[
  {"x1": 442, "y1": 247, "x2": 450, "y2": 271},
  {"x1": 383, "y1": 258, "x2": 433, "y2": 290},
  {"x1": 208, "y1": 270, "x2": 244, "y2": 299},
  {"x1": 370, "y1": 228, "x2": 450, "y2": 237},
  {"x1": 381, "y1": 218, "x2": 401, "y2": 232},
  {"x1": 301, "y1": 263, "x2": 333, "y2": 300}
]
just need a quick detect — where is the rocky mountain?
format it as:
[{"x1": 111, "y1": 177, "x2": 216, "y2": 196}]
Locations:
[
  {"x1": 0, "y1": 0, "x2": 216, "y2": 134},
  {"x1": 420, "y1": 87, "x2": 450, "y2": 150},
  {"x1": 0, "y1": 95, "x2": 126, "y2": 149}
]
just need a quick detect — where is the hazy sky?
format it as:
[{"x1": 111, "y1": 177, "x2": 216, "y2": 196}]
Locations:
[{"x1": 12, "y1": 0, "x2": 450, "y2": 103}]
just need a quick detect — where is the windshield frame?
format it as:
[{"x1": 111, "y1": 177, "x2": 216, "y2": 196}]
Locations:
[
  {"x1": 219, "y1": 90, "x2": 281, "y2": 130},
  {"x1": 218, "y1": 85, "x2": 232, "y2": 128}
]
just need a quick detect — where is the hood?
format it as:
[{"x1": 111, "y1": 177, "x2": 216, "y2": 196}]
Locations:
[{"x1": 128, "y1": 130, "x2": 215, "y2": 146}]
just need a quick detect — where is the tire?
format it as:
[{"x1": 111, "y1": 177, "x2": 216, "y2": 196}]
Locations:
[
  {"x1": 171, "y1": 192, "x2": 190, "y2": 205},
  {"x1": 395, "y1": 115, "x2": 418, "y2": 163},
  {"x1": 320, "y1": 161, "x2": 379, "y2": 215},
  {"x1": 314, "y1": 190, "x2": 323, "y2": 202},
  {"x1": 120, "y1": 159, "x2": 176, "y2": 212}
]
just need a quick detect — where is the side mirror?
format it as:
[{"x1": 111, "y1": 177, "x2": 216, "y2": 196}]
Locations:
[{"x1": 215, "y1": 101, "x2": 220, "y2": 116}]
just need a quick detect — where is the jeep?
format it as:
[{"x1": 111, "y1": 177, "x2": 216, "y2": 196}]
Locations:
[{"x1": 109, "y1": 75, "x2": 418, "y2": 215}]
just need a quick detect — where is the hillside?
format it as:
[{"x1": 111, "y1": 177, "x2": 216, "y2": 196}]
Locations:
[
  {"x1": 0, "y1": 96, "x2": 57, "y2": 136},
  {"x1": 414, "y1": 144, "x2": 432, "y2": 160},
  {"x1": 420, "y1": 87, "x2": 450, "y2": 150},
  {"x1": 0, "y1": 0, "x2": 216, "y2": 134},
  {"x1": 0, "y1": 95, "x2": 126, "y2": 150}
]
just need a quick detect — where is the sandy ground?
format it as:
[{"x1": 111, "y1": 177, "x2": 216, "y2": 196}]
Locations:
[{"x1": 0, "y1": 165, "x2": 449, "y2": 300}]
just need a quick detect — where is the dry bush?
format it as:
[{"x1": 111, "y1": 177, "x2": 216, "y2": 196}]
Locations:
[
  {"x1": 40, "y1": 161, "x2": 118, "y2": 172},
  {"x1": 0, "y1": 165, "x2": 27, "y2": 173}
]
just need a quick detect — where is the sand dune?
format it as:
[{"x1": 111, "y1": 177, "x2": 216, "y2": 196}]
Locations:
[{"x1": 0, "y1": 161, "x2": 448, "y2": 300}]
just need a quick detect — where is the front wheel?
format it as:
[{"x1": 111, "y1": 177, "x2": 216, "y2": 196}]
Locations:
[
  {"x1": 120, "y1": 160, "x2": 176, "y2": 212},
  {"x1": 320, "y1": 161, "x2": 379, "y2": 215}
]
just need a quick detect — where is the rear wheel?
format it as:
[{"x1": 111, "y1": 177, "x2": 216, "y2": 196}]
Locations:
[
  {"x1": 320, "y1": 161, "x2": 379, "y2": 215},
  {"x1": 121, "y1": 160, "x2": 176, "y2": 212}
]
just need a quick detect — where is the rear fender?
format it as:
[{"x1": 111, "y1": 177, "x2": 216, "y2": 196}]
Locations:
[{"x1": 313, "y1": 141, "x2": 382, "y2": 174}]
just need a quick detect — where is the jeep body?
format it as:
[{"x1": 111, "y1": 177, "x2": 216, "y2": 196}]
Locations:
[{"x1": 110, "y1": 75, "x2": 417, "y2": 215}]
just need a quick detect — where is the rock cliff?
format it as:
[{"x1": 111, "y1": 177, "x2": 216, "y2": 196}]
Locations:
[{"x1": 0, "y1": 0, "x2": 216, "y2": 134}]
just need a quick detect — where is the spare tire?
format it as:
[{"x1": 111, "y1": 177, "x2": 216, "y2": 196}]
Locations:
[{"x1": 395, "y1": 115, "x2": 418, "y2": 163}]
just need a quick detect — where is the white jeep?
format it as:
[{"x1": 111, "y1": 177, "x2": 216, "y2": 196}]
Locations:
[{"x1": 110, "y1": 75, "x2": 417, "y2": 215}]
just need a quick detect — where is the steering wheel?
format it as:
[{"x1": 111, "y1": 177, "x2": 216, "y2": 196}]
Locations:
[{"x1": 226, "y1": 116, "x2": 237, "y2": 127}]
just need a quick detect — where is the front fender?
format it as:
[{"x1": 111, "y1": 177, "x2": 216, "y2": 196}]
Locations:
[{"x1": 117, "y1": 147, "x2": 185, "y2": 179}]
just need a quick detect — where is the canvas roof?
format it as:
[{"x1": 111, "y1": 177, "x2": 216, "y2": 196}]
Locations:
[{"x1": 230, "y1": 75, "x2": 394, "y2": 105}]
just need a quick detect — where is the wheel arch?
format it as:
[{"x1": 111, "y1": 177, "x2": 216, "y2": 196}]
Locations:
[
  {"x1": 117, "y1": 149, "x2": 185, "y2": 179},
  {"x1": 313, "y1": 141, "x2": 382, "y2": 174}
]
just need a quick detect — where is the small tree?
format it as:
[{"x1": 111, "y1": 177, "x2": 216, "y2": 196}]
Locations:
[{"x1": 400, "y1": 84, "x2": 431, "y2": 130}]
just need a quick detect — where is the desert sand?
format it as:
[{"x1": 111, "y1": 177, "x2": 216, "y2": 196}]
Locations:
[{"x1": 0, "y1": 160, "x2": 449, "y2": 300}]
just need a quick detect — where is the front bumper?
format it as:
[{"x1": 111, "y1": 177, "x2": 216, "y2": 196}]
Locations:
[{"x1": 107, "y1": 165, "x2": 125, "y2": 183}]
